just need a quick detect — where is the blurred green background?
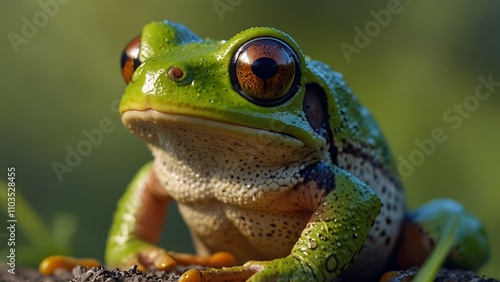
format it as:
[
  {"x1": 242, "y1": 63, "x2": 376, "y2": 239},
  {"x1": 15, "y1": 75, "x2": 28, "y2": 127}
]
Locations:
[{"x1": 1, "y1": 0, "x2": 499, "y2": 278}]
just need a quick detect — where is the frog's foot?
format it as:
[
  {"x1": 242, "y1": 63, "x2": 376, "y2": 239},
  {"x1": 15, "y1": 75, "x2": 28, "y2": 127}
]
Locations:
[
  {"x1": 123, "y1": 248, "x2": 177, "y2": 272},
  {"x1": 379, "y1": 269, "x2": 416, "y2": 282},
  {"x1": 169, "y1": 251, "x2": 236, "y2": 268},
  {"x1": 397, "y1": 198, "x2": 489, "y2": 270},
  {"x1": 180, "y1": 256, "x2": 315, "y2": 282},
  {"x1": 39, "y1": 255, "x2": 101, "y2": 275},
  {"x1": 122, "y1": 249, "x2": 236, "y2": 272},
  {"x1": 180, "y1": 263, "x2": 259, "y2": 282}
]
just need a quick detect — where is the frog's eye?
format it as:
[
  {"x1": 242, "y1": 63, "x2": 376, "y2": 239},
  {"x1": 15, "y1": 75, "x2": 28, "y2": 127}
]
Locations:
[
  {"x1": 121, "y1": 35, "x2": 142, "y2": 84},
  {"x1": 230, "y1": 37, "x2": 300, "y2": 106}
]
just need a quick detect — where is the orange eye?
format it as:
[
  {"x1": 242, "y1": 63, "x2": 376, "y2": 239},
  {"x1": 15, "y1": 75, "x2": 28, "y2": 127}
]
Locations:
[
  {"x1": 120, "y1": 35, "x2": 141, "y2": 84},
  {"x1": 230, "y1": 37, "x2": 300, "y2": 106}
]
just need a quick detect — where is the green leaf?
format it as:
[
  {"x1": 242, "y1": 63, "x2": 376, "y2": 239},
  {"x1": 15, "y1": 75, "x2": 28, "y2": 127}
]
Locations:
[{"x1": 413, "y1": 214, "x2": 460, "y2": 282}]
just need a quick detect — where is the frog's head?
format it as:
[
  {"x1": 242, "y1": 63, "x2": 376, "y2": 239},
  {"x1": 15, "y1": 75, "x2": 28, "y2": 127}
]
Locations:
[{"x1": 119, "y1": 21, "x2": 346, "y2": 167}]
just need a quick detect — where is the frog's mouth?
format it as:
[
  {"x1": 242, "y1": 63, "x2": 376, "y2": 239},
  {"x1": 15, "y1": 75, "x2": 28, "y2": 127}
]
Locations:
[{"x1": 122, "y1": 110, "x2": 314, "y2": 166}]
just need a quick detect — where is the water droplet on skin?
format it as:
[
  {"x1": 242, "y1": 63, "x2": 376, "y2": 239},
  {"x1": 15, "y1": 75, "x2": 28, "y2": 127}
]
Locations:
[{"x1": 308, "y1": 240, "x2": 317, "y2": 250}]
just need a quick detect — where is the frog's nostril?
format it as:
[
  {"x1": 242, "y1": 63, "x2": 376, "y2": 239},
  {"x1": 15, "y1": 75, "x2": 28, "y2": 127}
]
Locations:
[{"x1": 168, "y1": 66, "x2": 184, "y2": 81}]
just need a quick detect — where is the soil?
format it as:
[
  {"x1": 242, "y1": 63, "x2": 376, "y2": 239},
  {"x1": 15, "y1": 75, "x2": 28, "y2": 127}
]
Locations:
[
  {"x1": 0, "y1": 265, "x2": 188, "y2": 282},
  {"x1": 0, "y1": 265, "x2": 498, "y2": 282}
]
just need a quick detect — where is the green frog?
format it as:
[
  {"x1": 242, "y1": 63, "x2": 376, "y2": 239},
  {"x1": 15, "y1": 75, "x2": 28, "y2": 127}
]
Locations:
[{"x1": 41, "y1": 21, "x2": 489, "y2": 281}]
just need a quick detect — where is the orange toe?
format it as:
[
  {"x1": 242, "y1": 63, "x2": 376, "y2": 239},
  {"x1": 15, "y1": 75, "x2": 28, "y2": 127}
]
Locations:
[{"x1": 39, "y1": 255, "x2": 100, "y2": 275}]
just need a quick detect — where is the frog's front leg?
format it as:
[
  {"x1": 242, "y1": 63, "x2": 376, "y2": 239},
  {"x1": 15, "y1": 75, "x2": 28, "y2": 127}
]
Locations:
[
  {"x1": 181, "y1": 163, "x2": 382, "y2": 282},
  {"x1": 106, "y1": 162, "x2": 235, "y2": 271},
  {"x1": 397, "y1": 198, "x2": 489, "y2": 270}
]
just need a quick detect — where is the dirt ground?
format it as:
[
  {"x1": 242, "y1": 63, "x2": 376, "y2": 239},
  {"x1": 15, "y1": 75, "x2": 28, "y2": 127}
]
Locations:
[
  {"x1": 0, "y1": 265, "x2": 498, "y2": 282},
  {"x1": 0, "y1": 265, "x2": 183, "y2": 282}
]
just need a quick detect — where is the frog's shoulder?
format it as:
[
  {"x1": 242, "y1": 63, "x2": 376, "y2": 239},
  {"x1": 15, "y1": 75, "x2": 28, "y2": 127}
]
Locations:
[{"x1": 306, "y1": 59, "x2": 395, "y2": 170}]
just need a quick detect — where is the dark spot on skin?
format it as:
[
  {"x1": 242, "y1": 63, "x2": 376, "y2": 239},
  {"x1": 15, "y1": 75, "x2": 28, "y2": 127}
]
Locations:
[
  {"x1": 300, "y1": 163, "x2": 336, "y2": 193},
  {"x1": 382, "y1": 185, "x2": 387, "y2": 194},
  {"x1": 429, "y1": 238, "x2": 435, "y2": 247},
  {"x1": 325, "y1": 255, "x2": 338, "y2": 273},
  {"x1": 380, "y1": 230, "x2": 386, "y2": 237},
  {"x1": 384, "y1": 237, "x2": 391, "y2": 246}
]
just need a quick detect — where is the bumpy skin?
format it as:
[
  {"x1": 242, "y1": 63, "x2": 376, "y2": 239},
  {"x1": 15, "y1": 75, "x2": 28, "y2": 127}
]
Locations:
[{"x1": 106, "y1": 21, "x2": 489, "y2": 281}]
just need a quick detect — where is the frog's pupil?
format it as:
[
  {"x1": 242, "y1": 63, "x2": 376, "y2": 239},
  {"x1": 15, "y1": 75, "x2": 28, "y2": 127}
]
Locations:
[
  {"x1": 120, "y1": 51, "x2": 128, "y2": 70},
  {"x1": 251, "y1": 57, "x2": 279, "y2": 80}
]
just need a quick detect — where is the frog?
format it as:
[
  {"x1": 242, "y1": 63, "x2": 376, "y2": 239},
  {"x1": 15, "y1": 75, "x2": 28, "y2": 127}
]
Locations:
[{"x1": 40, "y1": 21, "x2": 489, "y2": 281}]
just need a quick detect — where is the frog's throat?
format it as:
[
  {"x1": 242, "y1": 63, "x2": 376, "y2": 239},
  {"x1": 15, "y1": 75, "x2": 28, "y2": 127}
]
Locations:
[{"x1": 121, "y1": 110, "x2": 320, "y2": 166}]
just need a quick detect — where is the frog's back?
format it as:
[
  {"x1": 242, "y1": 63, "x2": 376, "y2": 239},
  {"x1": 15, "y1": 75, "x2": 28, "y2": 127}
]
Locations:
[{"x1": 307, "y1": 59, "x2": 406, "y2": 278}]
